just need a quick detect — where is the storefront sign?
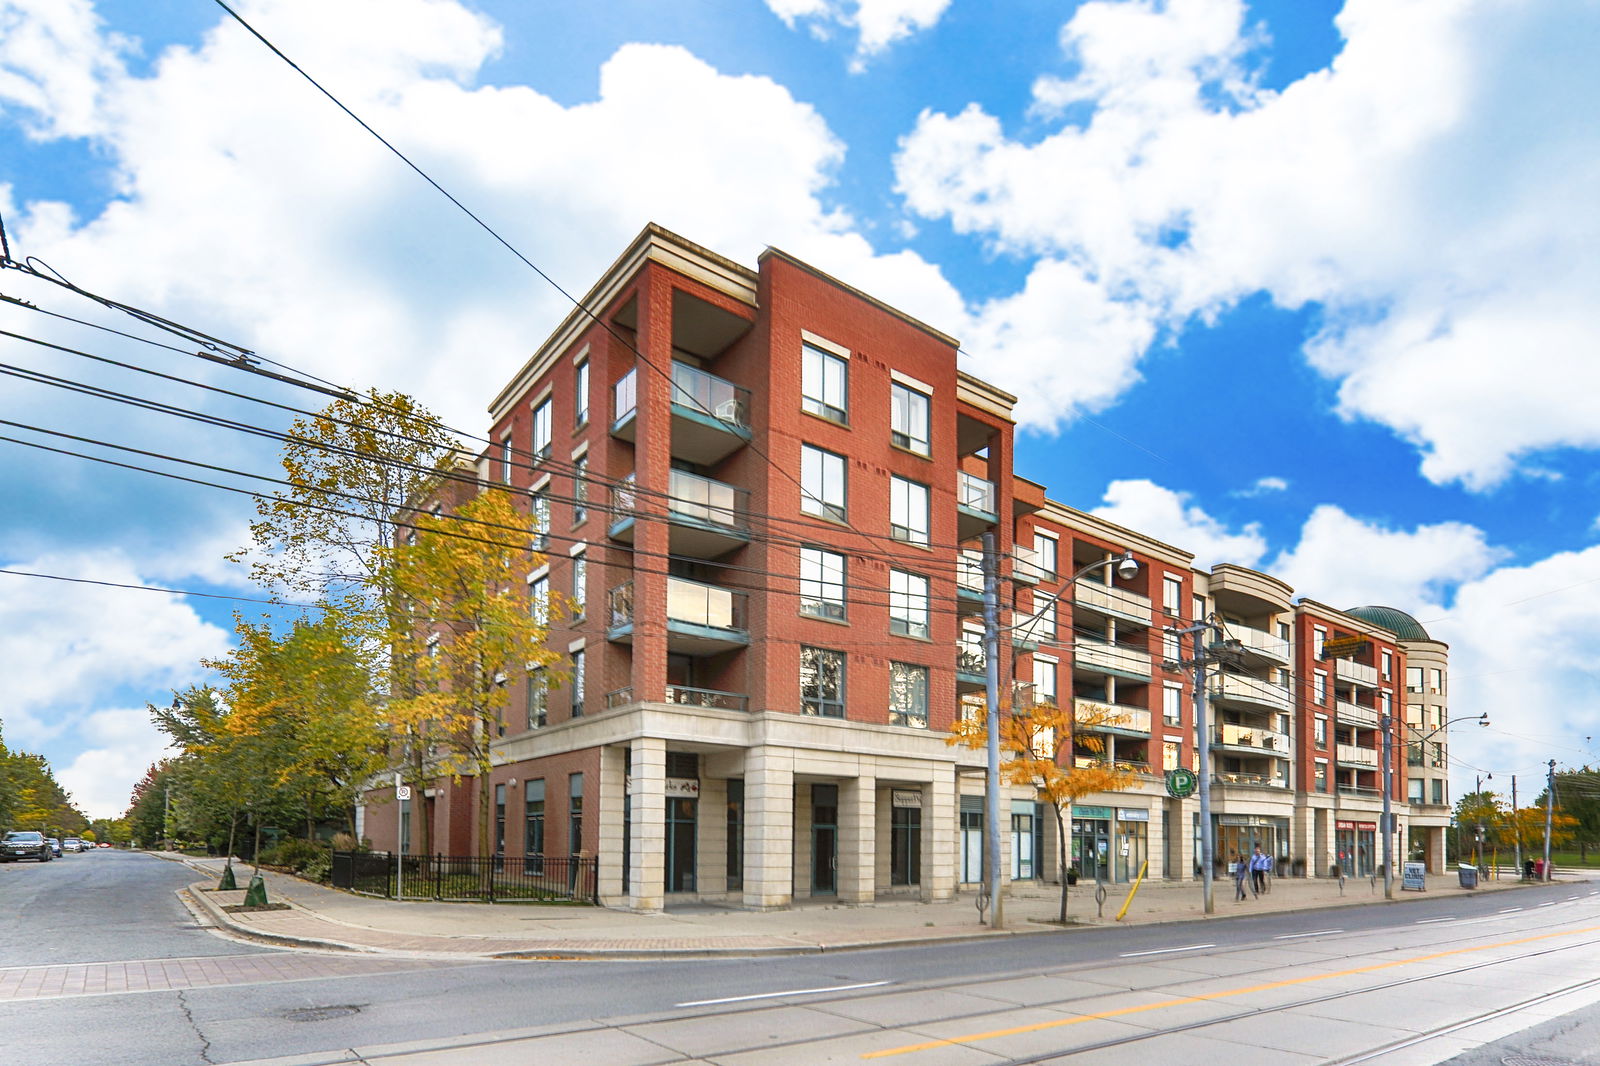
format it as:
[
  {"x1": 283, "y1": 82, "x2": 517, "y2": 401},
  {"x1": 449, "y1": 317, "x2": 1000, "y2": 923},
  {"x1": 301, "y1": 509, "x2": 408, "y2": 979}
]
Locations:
[
  {"x1": 1116, "y1": 808, "x2": 1149, "y2": 821},
  {"x1": 1336, "y1": 820, "x2": 1357, "y2": 830},
  {"x1": 1073, "y1": 805, "x2": 1112, "y2": 820},
  {"x1": 1402, "y1": 861, "x2": 1426, "y2": 892},
  {"x1": 892, "y1": 789, "x2": 922, "y2": 808},
  {"x1": 665, "y1": 777, "x2": 700, "y2": 798},
  {"x1": 1165, "y1": 767, "x2": 1197, "y2": 798},
  {"x1": 1321, "y1": 636, "x2": 1371, "y2": 659},
  {"x1": 1357, "y1": 822, "x2": 1377, "y2": 831}
]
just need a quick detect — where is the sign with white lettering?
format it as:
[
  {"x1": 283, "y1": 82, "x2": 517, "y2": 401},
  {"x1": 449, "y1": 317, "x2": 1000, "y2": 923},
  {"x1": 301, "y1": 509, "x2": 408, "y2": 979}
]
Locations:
[
  {"x1": 1402, "y1": 861, "x2": 1426, "y2": 891},
  {"x1": 892, "y1": 789, "x2": 922, "y2": 808}
]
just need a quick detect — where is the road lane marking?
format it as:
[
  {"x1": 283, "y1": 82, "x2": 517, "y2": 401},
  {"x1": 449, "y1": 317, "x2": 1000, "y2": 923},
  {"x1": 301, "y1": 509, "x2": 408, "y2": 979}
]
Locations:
[
  {"x1": 1273, "y1": 930, "x2": 1343, "y2": 940},
  {"x1": 677, "y1": 981, "x2": 890, "y2": 1007},
  {"x1": 1568, "y1": 895, "x2": 1580, "y2": 901},
  {"x1": 861, "y1": 923, "x2": 1600, "y2": 1059},
  {"x1": 1118, "y1": 944, "x2": 1215, "y2": 958},
  {"x1": 1539, "y1": 902, "x2": 1557, "y2": 907},
  {"x1": 1499, "y1": 907, "x2": 1524, "y2": 913},
  {"x1": 1415, "y1": 917, "x2": 1455, "y2": 924}
]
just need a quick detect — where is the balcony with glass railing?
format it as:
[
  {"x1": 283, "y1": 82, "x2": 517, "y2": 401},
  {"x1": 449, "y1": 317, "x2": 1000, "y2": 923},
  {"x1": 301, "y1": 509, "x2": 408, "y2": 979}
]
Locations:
[
  {"x1": 609, "y1": 363, "x2": 753, "y2": 465},
  {"x1": 664, "y1": 684, "x2": 749, "y2": 712},
  {"x1": 1073, "y1": 638, "x2": 1153, "y2": 681},
  {"x1": 1212, "y1": 722, "x2": 1290, "y2": 754},
  {"x1": 1010, "y1": 544, "x2": 1049, "y2": 584},
  {"x1": 1073, "y1": 582, "x2": 1152, "y2": 627},
  {"x1": 1213, "y1": 771, "x2": 1290, "y2": 789},
  {"x1": 1336, "y1": 742, "x2": 1379, "y2": 768},
  {"x1": 607, "y1": 578, "x2": 749, "y2": 655},
  {"x1": 1222, "y1": 623, "x2": 1290, "y2": 666},
  {"x1": 956, "y1": 550, "x2": 984, "y2": 611},
  {"x1": 1074, "y1": 697, "x2": 1152, "y2": 736},
  {"x1": 957, "y1": 471, "x2": 997, "y2": 539},
  {"x1": 1335, "y1": 657, "x2": 1379, "y2": 689},
  {"x1": 1335, "y1": 698, "x2": 1379, "y2": 727},
  {"x1": 607, "y1": 469, "x2": 751, "y2": 558},
  {"x1": 1209, "y1": 672, "x2": 1292, "y2": 713},
  {"x1": 957, "y1": 633, "x2": 986, "y2": 692}
]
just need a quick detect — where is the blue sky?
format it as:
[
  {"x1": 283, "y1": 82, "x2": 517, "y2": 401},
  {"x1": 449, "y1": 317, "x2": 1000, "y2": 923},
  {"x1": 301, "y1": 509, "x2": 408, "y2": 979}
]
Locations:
[{"x1": 2, "y1": 0, "x2": 1598, "y2": 818}]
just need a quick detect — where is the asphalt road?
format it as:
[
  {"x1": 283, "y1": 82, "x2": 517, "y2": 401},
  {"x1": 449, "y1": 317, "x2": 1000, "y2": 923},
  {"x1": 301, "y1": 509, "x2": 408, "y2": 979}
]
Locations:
[{"x1": 5, "y1": 852, "x2": 1600, "y2": 1066}]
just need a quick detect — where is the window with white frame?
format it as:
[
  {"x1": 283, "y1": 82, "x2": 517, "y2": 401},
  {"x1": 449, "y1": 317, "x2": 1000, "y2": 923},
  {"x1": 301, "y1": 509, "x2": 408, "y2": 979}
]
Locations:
[
  {"x1": 1163, "y1": 575, "x2": 1182, "y2": 617},
  {"x1": 1163, "y1": 626, "x2": 1181, "y2": 663},
  {"x1": 570, "y1": 648, "x2": 585, "y2": 717},
  {"x1": 1029, "y1": 591, "x2": 1057, "y2": 642},
  {"x1": 570, "y1": 553, "x2": 586, "y2": 622},
  {"x1": 1313, "y1": 670, "x2": 1327, "y2": 705},
  {"x1": 890, "y1": 381, "x2": 930, "y2": 455},
  {"x1": 526, "y1": 669, "x2": 547, "y2": 729},
  {"x1": 500, "y1": 436, "x2": 513, "y2": 484},
  {"x1": 890, "y1": 476, "x2": 929, "y2": 545},
  {"x1": 1406, "y1": 666, "x2": 1424, "y2": 692},
  {"x1": 573, "y1": 360, "x2": 590, "y2": 427},
  {"x1": 1032, "y1": 532, "x2": 1058, "y2": 578},
  {"x1": 1314, "y1": 715, "x2": 1328, "y2": 746},
  {"x1": 802, "y1": 342, "x2": 848, "y2": 423},
  {"x1": 1380, "y1": 649, "x2": 1392, "y2": 681},
  {"x1": 889, "y1": 569, "x2": 930, "y2": 638},
  {"x1": 1163, "y1": 741, "x2": 1180, "y2": 771},
  {"x1": 1313, "y1": 626, "x2": 1327, "y2": 658},
  {"x1": 799, "y1": 547, "x2": 846, "y2": 621},
  {"x1": 801, "y1": 445, "x2": 847, "y2": 522},
  {"x1": 1032, "y1": 659, "x2": 1057, "y2": 707},
  {"x1": 1163, "y1": 683, "x2": 1183, "y2": 725},
  {"x1": 1314, "y1": 760, "x2": 1329, "y2": 792},
  {"x1": 889, "y1": 661, "x2": 929, "y2": 728},
  {"x1": 531, "y1": 397, "x2": 552, "y2": 461},
  {"x1": 1429, "y1": 668, "x2": 1444, "y2": 694},
  {"x1": 530, "y1": 490, "x2": 550, "y2": 552},
  {"x1": 528, "y1": 574, "x2": 549, "y2": 627}
]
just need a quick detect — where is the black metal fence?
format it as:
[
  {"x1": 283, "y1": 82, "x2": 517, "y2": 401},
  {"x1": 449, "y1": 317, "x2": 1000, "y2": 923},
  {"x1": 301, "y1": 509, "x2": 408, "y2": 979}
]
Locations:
[{"x1": 331, "y1": 851, "x2": 598, "y2": 904}]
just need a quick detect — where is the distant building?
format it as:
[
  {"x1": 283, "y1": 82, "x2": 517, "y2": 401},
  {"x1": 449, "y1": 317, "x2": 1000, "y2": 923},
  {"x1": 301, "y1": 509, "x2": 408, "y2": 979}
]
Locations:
[{"x1": 359, "y1": 224, "x2": 1451, "y2": 910}]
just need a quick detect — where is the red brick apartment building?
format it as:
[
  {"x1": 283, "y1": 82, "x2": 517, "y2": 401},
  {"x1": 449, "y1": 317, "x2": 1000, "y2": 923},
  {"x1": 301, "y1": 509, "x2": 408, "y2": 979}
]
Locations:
[{"x1": 359, "y1": 224, "x2": 1452, "y2": 910}]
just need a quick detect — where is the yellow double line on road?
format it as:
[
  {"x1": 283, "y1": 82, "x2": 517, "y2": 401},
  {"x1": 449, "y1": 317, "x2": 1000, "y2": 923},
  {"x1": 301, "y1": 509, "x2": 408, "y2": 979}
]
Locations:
[{"x1": 863, "y1": 923, "x2": 1600, "y2": 1058}]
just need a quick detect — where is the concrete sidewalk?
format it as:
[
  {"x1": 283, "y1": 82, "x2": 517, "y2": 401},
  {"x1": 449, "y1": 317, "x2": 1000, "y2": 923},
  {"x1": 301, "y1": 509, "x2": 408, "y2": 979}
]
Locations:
[{"x1": 166, "y1": 853, "x2": 1553, "y2": 960}]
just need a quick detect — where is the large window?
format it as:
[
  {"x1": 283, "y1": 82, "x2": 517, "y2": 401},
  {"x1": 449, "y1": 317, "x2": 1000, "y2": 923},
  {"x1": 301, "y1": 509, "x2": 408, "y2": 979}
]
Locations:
[
  {"x1": 524, "y1": 780, "x2": 545, "y2": 868},
  {"x1": 572, "y1": 456, "x2": 589, "y2": 525},
  {"x1": 800, "y1": 646, "x2": 845, "y2": 717},
  {"x1": 890, "y1": 476, "x2": 929, "y2": 545},
  {"x1": 1028, "y1": 592, "x2": 1057, "y2": 642},
  {"x1": 799, "y1": 547, "x2": 846, "y2": 620},
  {"x1": 527, "y1": 669, "x2": 547, "y2": 729},
  {"x1": 802, "y1": 342, "x2": 849, "y2": 423},
  {"x1": 528, "y1": 574, "x2": 549, "y2": 626},
  {"x1": 1163, "y1": 575, "x2": 1182, "y2": 617},
  {"x1": 571, "y1": 648, "x2": 585, "y2": 717},
  {"x1": 889, "y1": 661, "x2": 929, "y2": 728},
  {"x1": 890, "y1": 803, "x2": 921, "y2": 885},
  {"x1": 571, "y1": 552, "x2": 587, "y2": 622},
  {"x1": 801, "y1": 445, "x2": 847, "y2": 523},
  {"x1": 500, "y1": 436, "x2": 513, "y2": 484},
  {"x1": 1033, "y1": 659, "x2": 1057, "y2": 707},
  {"x1": 1406, "y1": 666, "x2": 1424, "y2": 692},
  {"x1": 573, "y1": 360, "x2": 590, "y2": 427},
  {"x1": 1314, "y1": 715, "x2": 1328, "y2": 747},
  {"x1": 494, "y1": 784, "x2": 507, "y2": 859},
  {"x1": 1033, "y1": 533, "x2": 1058, "y2": 579},
  {"x1": 1314, "y1": 760, "x2": 1329, "y2": 793},
  {"x1": 568, "y1": 774, "x2": 583, "y2": 855},
  {"x1": 890, "y1": 382, "x2": 930, "y2": 456},
  {"x1": 1163, "y1": 683, "x2": 1182, "y2": 725},
  {"x1": 531, "y1": 397, "x2": 552, "y2": 461},
  {"x1": 530, "y1": 490, "x2": 550, "y2": 552},
  {"x1": 1313, "y1": 670, "x2": 1327, "y2": 706},
  {"x1": 889, "y1": 569, "x2": 929, "y2": 638}
]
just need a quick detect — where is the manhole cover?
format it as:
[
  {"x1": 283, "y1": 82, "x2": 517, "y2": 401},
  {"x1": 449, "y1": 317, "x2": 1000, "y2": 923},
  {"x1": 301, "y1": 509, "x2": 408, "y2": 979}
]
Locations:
[
  {"x1": 283, "y1": 1005, "x2": 362, "y2": 1022},
  {"x1": 1502, "y1": 1056, "x2": 1581, "y2": 1066}
]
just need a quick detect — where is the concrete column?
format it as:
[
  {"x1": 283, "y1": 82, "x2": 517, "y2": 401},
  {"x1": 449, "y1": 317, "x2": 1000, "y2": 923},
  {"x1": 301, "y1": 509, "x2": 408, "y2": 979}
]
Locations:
[
  {"x1": 743, "y1": 746, "x2": 795, "y2": 910},
  {"x1": 838, "y1": 774, "x2": 875, "y2": 904},
  {"x1": 697, "y1": 777, "x2": 729, "y2": 897},
  {"x1": 1427, "y1": 826, "x2": 1446, "y2": 873},
  {"x1": 925, "y1": 773, "x2": 957, "y2": 901},
  {"x1": 628, "y1": 736, "x2": 666, "y2": 912},
  {"x1": 596, "y1": 745, "x2": 627, "y2": 906}
]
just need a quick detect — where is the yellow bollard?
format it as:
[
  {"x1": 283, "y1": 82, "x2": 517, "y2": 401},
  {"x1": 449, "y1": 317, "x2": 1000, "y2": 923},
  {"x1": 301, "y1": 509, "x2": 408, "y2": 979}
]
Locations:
[{"x1": 1115, "y1": 860, "x2": 1149, "y2": 921}]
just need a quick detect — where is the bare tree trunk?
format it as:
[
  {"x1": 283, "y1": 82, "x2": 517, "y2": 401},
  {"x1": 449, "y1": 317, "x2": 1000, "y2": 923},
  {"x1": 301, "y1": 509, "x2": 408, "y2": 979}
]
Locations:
[{"x1": 1055, "y1": 804, "x2": 1070, "y2": 924}]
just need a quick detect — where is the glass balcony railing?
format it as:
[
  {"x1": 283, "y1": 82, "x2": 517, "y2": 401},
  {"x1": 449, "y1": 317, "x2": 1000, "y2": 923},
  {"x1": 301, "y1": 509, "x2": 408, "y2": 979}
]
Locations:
[
  {"x1": 671, "y1": 362, "x2": 750, "y2": 430},
  {"x1": 1212, "y1": 723, "x2": 1290, "y2": 752},
  {"x1": 958, "y1": 550, "x2": 984, "y2": 594},
  {"x1": 958, "y1": 471, "x2": 996, "y2": 515},
  {"x1": 668, "y1": 469, "x2": 748, "y2": 530},
  {"x1": 608, "y1": 578, "x2": 749, "y2": 643},
  {"x1": 1336, "y1": 742, "x2": 1379, "y2": 766},
  {"x1": 613, "y1": 367, "x2": 638, "y2": 425},
  {"x1": 957, "y1": 636, "x2": 986, "y2": 676},
  {"x1": 665, "y1": 685, "x2": 749, "y2": 712}
]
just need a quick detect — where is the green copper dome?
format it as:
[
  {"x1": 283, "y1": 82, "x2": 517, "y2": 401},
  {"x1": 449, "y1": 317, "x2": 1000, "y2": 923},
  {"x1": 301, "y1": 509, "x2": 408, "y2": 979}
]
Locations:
[{"x1": 1346, "y1": 605, "x2": 1431, "y2": 642}]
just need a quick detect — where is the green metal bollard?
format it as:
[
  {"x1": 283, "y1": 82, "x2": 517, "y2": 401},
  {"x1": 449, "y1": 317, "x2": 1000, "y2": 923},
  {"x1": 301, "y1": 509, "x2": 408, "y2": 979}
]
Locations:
[
  {"x1": 243, "y1": 873, "x2": 269, "y2": 907},
  {"x1": 218, "y1": 863, "x2": 237, "y2": 891}
]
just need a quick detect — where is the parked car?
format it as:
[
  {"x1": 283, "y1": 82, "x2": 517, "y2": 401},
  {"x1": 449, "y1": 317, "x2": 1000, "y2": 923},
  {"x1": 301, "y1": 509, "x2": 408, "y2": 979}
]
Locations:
[
  {"x1": 46, "y1": 838, "x2": 62, "y2": 857},
  {"x1": 97, "y1": 841, "x2": 111, "y2": 848},
  {"x1": 62, "y1": 838, "x2": 83, "y2": 853},
  {"x1": 1, "y1": 831, "x2": 53, "y2": 862}
]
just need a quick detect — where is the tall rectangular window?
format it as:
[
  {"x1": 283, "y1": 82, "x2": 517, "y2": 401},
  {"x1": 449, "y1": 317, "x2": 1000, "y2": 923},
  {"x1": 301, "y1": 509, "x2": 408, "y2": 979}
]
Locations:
[
  {"x1": 531, "y1": 397, "x2": 552, "y2": 461},
  {"x1": 1163, "y1": 683, "x2": 1182, "y2": 725},
  {"x1": 1314, "y1": 715, "x2": 1328, "y2": 746},
  {"x1": 889, "y1": 569, "x2": 930, "y2": 638},
  {"x1": 573, "y1": 360, "x2": 590, "y2": 427},
  {"x1": 1407, "y1": 666, "x2": 1424, "y2": 692},
  {"x1": 1432, "y1": 778, "x2": 1445, "y2": 805},
  {"x1": 1380, "y1": 649, "x2": 1392, "y2": 681},
  {"x1": 572, "y1": 456, "x2": 589, "y2": 525},
  {"x1": 1030, "y1": 591, "x2": 1057, "y2": 642},
  {"x1": 1313, "y1": 670, "x2": 1327, "y2": 705},
  {"x1": 1033, "y1": 659, "x2": 1057, "y2": 706},
  {"x1": 571, "y1": 649, "x2": 585, "y2": 717},
  {"x1": 1314, "y1": 760, "x2": 1329, "y2": 792},
  {"x1": 527, "y1": 669, "x2": 547, "y2": 729},
  {"x1": 890, "y1": 477, "x2": 930, "y2": 545},
  {"x1": 530, "y1": 490, "x2": 550, "y2": 552},
  {"x1": 801, "y1": 445, "x2": 847, "y2": 522},
  {"x1": 800, "y1": 646, "x2": 845, "y2": 717},
  {"x1": 528, "y1": 574, "x2": 549, "y2": 626},
  {"x1": 1429, "y1": 669, "x2": 1444, "y2": 694},
  {"x1": 1032, "y1": 533, "x2": 1058, "y2": 578},
  {"x1": 890, "y1": 382, "x2": 930, "y2": 455},
  {"x1": 1193, "y1": 594, "x2": 1206, "y2": 624},
  {"x1": 494, "y1": 784, "x2": 507, "y2": 858},
  {"x1": 802, "y1": 342, "x2": 848, "y2": 423},
  {"x1": 1163, "y1": 575, "x2": 1182, "y2": 617},
  {"x1": 889, "y1": 662, "x2": 929, "y2": 728},
  {"x1": 890, "y1": 804, "x2": 921, "y2": 885},
  {"x1": 500, "y1": 436, "x2": 513, "y2": 484},
  {"x1": 571, "y1": 552, "x2": 587, "y2": 622},
  {"x1": 1313, "y1": 626, "x2": 1327, "y2": 658},
  {"x1": 524, "y1": 779, "x2": 545, "y2": 865},
  {"x1": 568, "y1": 774, "x2": 583, "y2": 855},
  {"x1": 799, "y1": 547, "x2": 846, "y2": 621}
]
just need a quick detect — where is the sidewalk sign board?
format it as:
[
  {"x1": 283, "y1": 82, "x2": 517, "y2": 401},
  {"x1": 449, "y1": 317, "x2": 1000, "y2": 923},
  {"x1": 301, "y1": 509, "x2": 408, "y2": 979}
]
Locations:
[{"x1": 1402, "y1": 861, "x2": 1426, "y2": 891}]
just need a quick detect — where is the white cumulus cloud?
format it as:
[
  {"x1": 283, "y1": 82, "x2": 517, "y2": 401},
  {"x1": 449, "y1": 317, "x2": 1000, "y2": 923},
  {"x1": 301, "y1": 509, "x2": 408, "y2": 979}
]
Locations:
[
  {"x1": 765, "y1": 0, "x2": 952, "y2": 68},
  {"x1": 1090, "y1": 478, "x2": 1266, "y2": 569}
]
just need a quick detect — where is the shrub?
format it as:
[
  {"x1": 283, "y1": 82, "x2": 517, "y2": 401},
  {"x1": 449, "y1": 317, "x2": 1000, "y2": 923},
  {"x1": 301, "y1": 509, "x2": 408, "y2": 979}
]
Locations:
[
  {"x1": 330, "y1": 831, "x2": 360, "y2": 852},
  {"x1": 262, "y1": 837, "x2": 328, "y2": 873}
]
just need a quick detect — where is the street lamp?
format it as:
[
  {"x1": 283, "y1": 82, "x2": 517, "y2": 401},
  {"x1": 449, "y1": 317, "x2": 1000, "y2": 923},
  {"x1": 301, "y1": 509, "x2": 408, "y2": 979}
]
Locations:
[
  {"x1": 1390, "y1": 712, "x2": 1487, "y2": 894},
  {"x1": 981, "y1": 543, "x2": 1138, "y2": 929}
]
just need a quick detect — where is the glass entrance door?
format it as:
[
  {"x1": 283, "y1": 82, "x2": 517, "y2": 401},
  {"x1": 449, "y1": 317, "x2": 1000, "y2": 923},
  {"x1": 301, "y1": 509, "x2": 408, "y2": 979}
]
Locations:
[
  {"x1": 665, "y1": 797, "x2": 697, "y2": 892},
  {"x1": 812, "y1": 784, "x2": 837, "y2": 895},
  {"x1": 1011, "y1": 811, "x2": 1035, "y2": 880}
]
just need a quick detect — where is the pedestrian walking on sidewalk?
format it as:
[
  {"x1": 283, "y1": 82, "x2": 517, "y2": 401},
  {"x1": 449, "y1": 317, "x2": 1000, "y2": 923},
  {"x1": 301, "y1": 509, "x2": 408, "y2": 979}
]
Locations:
[
  {"x1": 1250, "y1": 845, "x2": 1270, "y2": 897},
  {"x1": 1234, "y1": 854, "x2": 1250, "y2": 901}
]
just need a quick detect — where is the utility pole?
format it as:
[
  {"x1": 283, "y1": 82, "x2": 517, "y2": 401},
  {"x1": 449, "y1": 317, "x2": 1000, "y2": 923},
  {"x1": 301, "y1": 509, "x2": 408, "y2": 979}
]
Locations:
[
  {"x1": 1170, "y1": 618, "x2": 1225, "y2": 914},
  {"x1": 1512, "y1": 776, "x2": 1521, "y2": 876},
  {"x1": 1544, "y1": 759, "x2": 1555, "y2": 882},
  {"x1": 1381, "y1": 711, "x2": 1394, "y2": 899},
  {"x1": 981, "y1": 531, "x2": 1004, "y2": 929}
]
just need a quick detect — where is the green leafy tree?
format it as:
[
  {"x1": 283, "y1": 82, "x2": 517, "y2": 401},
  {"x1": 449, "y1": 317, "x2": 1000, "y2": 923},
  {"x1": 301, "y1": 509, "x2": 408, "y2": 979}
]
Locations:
[
  {"x1": 383, "y1": 488, "x2": 565, "y2": 861},
  {"x1": 1550, "y1": 769, "x2": 1600, "y2": 860},
  {"x1": 1453, "y1": 790, "x2": 1506, "y2": 864},
  {"x1": 949, "y1": 697, "x2": 1138, "y2": 923}
]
